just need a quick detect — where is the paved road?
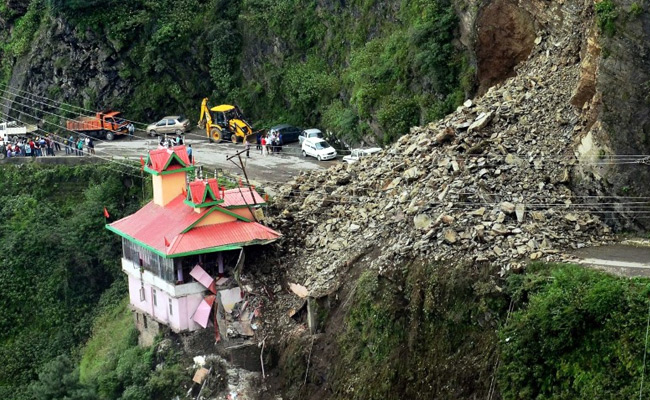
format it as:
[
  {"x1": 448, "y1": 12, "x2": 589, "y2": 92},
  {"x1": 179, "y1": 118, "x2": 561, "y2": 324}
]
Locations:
[
  {"x1": 94, "y1": 132, "x2": 331, "y2": 184},
  {"x1": 572, "y1": 241, "x2": 650, "y2": 277}
]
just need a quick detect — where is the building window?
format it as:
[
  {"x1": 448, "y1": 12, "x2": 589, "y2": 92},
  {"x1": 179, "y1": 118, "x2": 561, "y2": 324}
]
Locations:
[
  {"x1": 139, "y1": 286, "x2": 145, "y2": 302},
  {"x1": 143, "y1": 314, "x2": 148, "y2": 329},
  {"x1": 153, "y1": 289, "x2": 157, "y2": 306},
  {"x1": 168, "y1": 299, "x2": 173, "y2": 316}
]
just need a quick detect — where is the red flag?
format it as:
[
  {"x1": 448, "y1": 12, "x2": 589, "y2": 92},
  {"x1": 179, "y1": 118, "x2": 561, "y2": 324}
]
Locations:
[
  {"x1": 103, "y1": 207, "x2": 110, "y2": 219},
  {"x1": 192, "y1": 157, "x2": 196, "y2": 165},
  {"x1": 140, "y1": 156, "x2": 145, "y2": 171},
  {"x1": 264, "y1": 194, "x2": 269, "y2": 202},
  {"x1": 164, "y1": 237, "x2": 170, "y2": 247},
  {"x1": 239, "y1": 178, "x2": 243, "y2": 188}
]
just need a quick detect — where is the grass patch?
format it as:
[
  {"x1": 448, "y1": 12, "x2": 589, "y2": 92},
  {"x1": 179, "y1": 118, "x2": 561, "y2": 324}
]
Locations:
[{"x1": 79, "y1": 296, "x2": 137, "y2": 384}]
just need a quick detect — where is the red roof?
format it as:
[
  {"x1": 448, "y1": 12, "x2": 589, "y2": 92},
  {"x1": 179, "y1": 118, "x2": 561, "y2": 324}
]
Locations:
[
  {"x1": 167, "y1": 221, "x2": 280, "y2": 255},
  {"x1": 189, "y1": 179, "x2": 221, "y2": 204},
  {"x1": 222, "y1": 188, "x2": 265, "y2": 207},
  {"x1": 148, "y1": 146, "x2": 191, "y2": 173},
  {"x1": 108, "y1": 194, "x2": 280, "y2": 256}
]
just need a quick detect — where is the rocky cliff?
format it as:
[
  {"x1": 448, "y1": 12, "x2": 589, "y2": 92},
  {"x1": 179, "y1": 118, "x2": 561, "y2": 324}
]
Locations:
[{"x1": 252, "y1": 0, "x2": 650, "y2": 397}]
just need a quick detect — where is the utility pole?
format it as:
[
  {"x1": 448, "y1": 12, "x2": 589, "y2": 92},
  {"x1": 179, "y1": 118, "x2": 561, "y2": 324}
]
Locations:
[{"x1": 226, "y1": 148, "x2": 260, "y2": 221}]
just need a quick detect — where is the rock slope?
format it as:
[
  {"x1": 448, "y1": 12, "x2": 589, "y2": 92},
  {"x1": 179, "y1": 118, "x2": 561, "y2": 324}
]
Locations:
[{"x1": 268, "y1": 13, "x2": 615, "y2": 297}]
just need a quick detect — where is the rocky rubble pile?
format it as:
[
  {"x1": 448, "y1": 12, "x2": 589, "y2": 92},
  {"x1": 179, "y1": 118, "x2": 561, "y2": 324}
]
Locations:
[{"x1": 267, "y1": 35, "x2": 614, "y2": 297}]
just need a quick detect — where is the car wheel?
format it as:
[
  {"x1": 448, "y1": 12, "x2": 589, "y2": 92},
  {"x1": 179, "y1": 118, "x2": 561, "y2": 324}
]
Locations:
[
  {"x1": 149, "y1": 130, "x2": 157, "y2": 137},
  {"x1": 302, "y1": 150, "x2": 307, "y2": 157},
  {"x1": 231, "y1": 134, "x2": 238, "y2": 144},
  {"x1": 106, "y1": 131, "x2": 115, "y2": 141},
  {"x1": 317, "y1": 155, "x2": 322, "y2": 161}
]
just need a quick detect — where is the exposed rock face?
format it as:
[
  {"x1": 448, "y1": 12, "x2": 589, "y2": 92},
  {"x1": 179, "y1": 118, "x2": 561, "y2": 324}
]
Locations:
[
  {"x1": 5, "y1": 17, "x2": 130, "y2": 120},
  {"x1": 580, "y1": 0, "x2": 650, "y2": 213},
  {"x1": 475, "y1": 0, "x2": 536, "y2": 93},
  {"x1": 268, "y1": 10, "x2": 619, "y2": 298}
]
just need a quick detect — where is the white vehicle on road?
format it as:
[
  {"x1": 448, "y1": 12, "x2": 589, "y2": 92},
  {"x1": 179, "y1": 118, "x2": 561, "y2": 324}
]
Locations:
[
  {"x1": 299, "y1": 128, "x2": 324, "y2": 145},
  {"x1": 0, "y1": 122, "x2": 28, "y2": 143},
  {"x1": 342, "y1": 147, "x2": 382, "y2": 164},
  {"x1": 301, "y1": 138, "x2": 337, "y2": 161}
]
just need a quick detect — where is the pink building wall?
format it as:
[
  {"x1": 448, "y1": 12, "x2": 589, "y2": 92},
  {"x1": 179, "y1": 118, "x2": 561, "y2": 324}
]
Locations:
[{"x1": 127, "y1": 275, "x2": 205, "y2": 332}]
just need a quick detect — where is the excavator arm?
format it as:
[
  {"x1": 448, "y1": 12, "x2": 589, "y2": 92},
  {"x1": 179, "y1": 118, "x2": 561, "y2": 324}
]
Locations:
[{"x1": 199, "y1": 98, "x2": 213, "y2": 137}]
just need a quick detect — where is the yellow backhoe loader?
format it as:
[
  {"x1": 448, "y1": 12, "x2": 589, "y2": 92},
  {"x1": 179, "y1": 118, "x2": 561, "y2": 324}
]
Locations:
[{"x1": 198, "y1": 98, "x2": 254, "y2": 143}]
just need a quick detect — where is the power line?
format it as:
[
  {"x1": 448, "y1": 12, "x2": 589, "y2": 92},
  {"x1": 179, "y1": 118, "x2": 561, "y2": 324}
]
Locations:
[
  {"x1": 0, "y1": 110, "x2": 146, "y2": 177},
  {"x1": 0, "y1": 92, "x2": 133, "y2": 145},
  {"x1": 6, "y1": 83, "x2": 650, "y2": 162}
]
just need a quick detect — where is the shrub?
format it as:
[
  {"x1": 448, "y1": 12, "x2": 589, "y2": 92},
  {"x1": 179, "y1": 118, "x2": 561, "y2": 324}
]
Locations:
[{"x1": 596, "y1": 0, "x2": 618, "y2": 36}]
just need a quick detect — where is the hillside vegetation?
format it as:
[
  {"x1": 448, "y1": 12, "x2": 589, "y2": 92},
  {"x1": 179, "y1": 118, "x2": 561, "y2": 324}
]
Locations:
[
  {"x1": 0, "y1": 0, "x2": 470, "y2": 144},
  {"x1": 322, "y1": 263, "x2": 650, "y2": 399},
  {"x1": 0, "y1": 163, "x2": 149, "y2": 399}
]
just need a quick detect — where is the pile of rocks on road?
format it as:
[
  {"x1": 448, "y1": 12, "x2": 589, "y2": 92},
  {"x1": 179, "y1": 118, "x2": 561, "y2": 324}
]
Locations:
[{"x1": 267, "y1": 34, "x2": 614, "y2": 297}]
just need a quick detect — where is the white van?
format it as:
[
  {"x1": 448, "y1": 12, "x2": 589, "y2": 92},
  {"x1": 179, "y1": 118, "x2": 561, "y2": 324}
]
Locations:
[{"x1": 301, "y1": 138, "x2": 337, "y2": 161}]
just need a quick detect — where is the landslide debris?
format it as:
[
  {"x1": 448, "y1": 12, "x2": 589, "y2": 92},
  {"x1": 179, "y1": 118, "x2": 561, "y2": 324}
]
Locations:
[{"x1": 267, "y1": 28, "x2": 615, "y2": 298}]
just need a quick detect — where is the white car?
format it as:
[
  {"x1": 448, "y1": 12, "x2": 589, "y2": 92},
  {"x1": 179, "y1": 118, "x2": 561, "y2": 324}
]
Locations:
[
  {"x1": 299, "y1": 128, "x2": 324, "y2": 144},
  {"x1": 301, "y1": 138, "x2": 337, "y2": 161},
  {"x1": 342, "y1": 147, "x2": 382, "y2": 164}
]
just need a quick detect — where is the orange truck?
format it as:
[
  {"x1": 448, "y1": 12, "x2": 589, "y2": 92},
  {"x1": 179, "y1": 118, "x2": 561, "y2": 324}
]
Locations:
[{"x1": 66, "y1": 111, "x2": 129, "y2": 140}]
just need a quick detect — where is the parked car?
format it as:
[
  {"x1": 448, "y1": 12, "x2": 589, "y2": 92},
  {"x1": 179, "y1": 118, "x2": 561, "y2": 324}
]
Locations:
[
  {"x1": 342, "y1": 147, "x2": 382, "y2": 164},
  {"x1": 299, "y1": 128, "x2": 324, "y2": 145},
  {"x1": 269, "y1": 124, "x2": 301, "y2": 144},
  {"x1": 301, "y1": 137, "x2": 337, "y2": 161},
  {"x1": 146, "y1": 115, "x2": 190, "y2": 136}
]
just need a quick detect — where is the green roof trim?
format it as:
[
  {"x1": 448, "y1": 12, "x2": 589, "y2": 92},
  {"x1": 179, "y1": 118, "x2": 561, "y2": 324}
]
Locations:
[
  {"x1": 105, "y1": 224, "x2": 167, "y2": 258},
  {"x1": 106, "y1": 224, "x2": 256, "y2": 259},
  {"x1": 224, "y1": 204, "x2": 264, "y2": 210},
  {"x1": 204, "y1": 184, "x2": 219, "y2": 202},
  {"x1": 181, "y1": 206, "x2": 220, "y2": 233},
  {"x1": 183, "y1": 199, "x2": 223, "y2": 209},
  {"x1": 180, "y1": 206, "x2": 251, "y2": 235},
  {"x1": 213, "y1": 206, "x2": 251, "y2": 222},
  {"x1": 144, "y1": 165, "x2": 195, "y2": 176},
  {"x1": 163, "y1": 152, "x2": 189, "y2": 170},
  {"x1": 165, "y1": 244, "x2": 243, "y2": 258}
]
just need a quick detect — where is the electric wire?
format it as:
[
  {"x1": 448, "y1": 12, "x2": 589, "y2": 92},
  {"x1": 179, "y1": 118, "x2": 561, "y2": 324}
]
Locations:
[
  {"x1": 6, "y1": 83, "x2": 650, "y2": 161},
  {"x1": 0, "y1": 109, "x2": 148, "y2": 178}
]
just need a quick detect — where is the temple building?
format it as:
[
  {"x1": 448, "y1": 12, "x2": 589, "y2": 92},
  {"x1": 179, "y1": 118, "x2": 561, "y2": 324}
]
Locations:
[{"x1": 106, "y1": 145, "x2": 281, "y2": 344}]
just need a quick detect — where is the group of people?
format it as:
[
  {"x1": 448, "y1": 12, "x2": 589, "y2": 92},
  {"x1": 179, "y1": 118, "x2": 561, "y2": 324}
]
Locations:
[
  {"x1": 65, "y1": 135, "x2": 95, "y2": 156},
  {"x1": 158, "y1": 133, "x2": 185, "y2": 149},
  {"x1": 2, "y1": 134, "x2": 97, "y2": 158},
  {"x1": 158, "y1": 134, "x2": 193, "y2": 162},
  {"x1": 255, "y1": 130, "x2": 283, "y2": 156},
  {"x1": 3, "y1": 135, "x2": 61, "y2": 157}
]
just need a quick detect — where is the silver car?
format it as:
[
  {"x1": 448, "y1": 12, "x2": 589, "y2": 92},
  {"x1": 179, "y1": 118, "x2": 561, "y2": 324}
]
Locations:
[{"x1": 146, "y1": 116, "x2": 190, "y2": 136}]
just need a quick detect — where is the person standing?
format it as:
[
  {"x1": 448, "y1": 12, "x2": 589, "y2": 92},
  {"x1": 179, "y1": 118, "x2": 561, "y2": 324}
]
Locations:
[
  {"x1": 77, "y1": 138, "x2": 84, "y2": 156},
  {"x1": 245, "y1": 140, "x2": 251, "y2": 158},
  {"x1": 26, "y1": 139, "x2": 33, "y2": 157},
  {"x1": 261, "y1": 135, "x2": 267, "y2": 156},
  {"x1": 53, "y1": 135, "x2": 61, "y2": 152},
  {"x1": 187, "y1": 144, "x2": 193, "y2": 163},
  {"x1": 128, "y1": 123, "x2": 135, "y2": 141},
  {"x1": 88, "y1": 137, "x2": 95, "y2": 155}
]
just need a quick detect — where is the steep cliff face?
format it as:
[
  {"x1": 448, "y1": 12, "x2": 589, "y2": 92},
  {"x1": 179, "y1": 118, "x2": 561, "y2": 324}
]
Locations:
[
  {"x1": 1, "y1": 0, "x2": 468, "y2": 145},
  {"x1": 257, "y1": 0, "x2": 650, "y2": 397},
  {"x1": 576, "y1": 0, "x2": 650, "y2": 221}
]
